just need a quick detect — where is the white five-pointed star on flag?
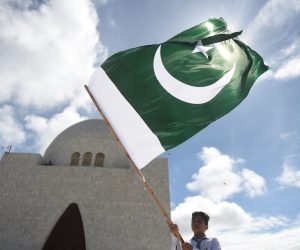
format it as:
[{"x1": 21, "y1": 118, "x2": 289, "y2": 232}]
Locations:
[{"x1": 192, "y1": 40, "x2": 214, "y2": 59}]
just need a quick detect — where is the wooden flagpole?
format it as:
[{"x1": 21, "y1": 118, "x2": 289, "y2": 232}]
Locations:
[{"x1": 84, "y1": 85, "x2": 185, "y2": 245}]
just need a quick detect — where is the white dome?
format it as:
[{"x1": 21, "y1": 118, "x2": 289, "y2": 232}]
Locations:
[{"x1": 43, "y1": 119, "x2": 129, "y2": 168}]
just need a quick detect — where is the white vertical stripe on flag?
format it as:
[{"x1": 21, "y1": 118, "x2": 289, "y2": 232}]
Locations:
[{"x1": 88, "y1": 67, "x2": 165, "y2": 169}]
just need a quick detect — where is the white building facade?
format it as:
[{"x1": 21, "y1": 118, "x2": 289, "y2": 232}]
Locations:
[{"x1": 0, "y1": 119, "x2": 171, "y2": 250}]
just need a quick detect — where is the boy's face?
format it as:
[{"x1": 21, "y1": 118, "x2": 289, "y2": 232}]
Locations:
[{"x1": 191, "y1": 215, "x2": 208, "y2": 235}]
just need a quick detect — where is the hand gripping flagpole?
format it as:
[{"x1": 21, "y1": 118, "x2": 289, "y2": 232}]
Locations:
[{"x1": 84, "y1": 85, "x2": 185, "y2": 245}]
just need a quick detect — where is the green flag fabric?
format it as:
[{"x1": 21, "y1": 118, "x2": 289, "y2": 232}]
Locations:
[{"x1": 88, "y1": 17, "x2": 268, "y2": 168}]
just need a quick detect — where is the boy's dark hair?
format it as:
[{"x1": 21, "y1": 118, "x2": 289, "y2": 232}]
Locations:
[{"x1": 192, "y1": 211, "x2": 210, "y2": 225}]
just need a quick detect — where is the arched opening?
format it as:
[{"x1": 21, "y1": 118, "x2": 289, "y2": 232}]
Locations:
[
  {"x1": 94, "y1": 153, "x2": 105, "y2": 167},
  {"x1": 42, "y1": 203, "x2": 86, "y2": 250},
  {"x1": 82, "y1": 152, "x2": 92, "y2": 166},
  {"x1": 70, "y1": 152, "x2": 80, "y2": 166}
]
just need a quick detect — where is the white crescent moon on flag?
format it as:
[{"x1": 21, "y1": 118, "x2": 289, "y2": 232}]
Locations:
[{"x1": 153, "y1": 45, "x2": 236, "y2": 104}]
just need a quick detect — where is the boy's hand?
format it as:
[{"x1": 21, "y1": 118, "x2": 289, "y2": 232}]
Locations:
[
  {"x1": 169, "y1": 223, "x2": 180, "y2": 237},
  {"x1": 182, "y1": 242, "x2": 193, "y2": 250}
]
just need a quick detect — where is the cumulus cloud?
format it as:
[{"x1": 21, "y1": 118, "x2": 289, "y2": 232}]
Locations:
[
  {"x1": 25, "y1": 106, "x2": 88, "y2": 153},
  {"x1": 0, "y1": 0, "x2": 106, "y2": 153},
  {"x1": 0, "y1": 105, "x2": 26, "y2": 146},
  {"x1": 171, "y1": 194, "x2": 295, "y2": 250},
  {"x1": 277, "y1": 163, "x2": 300, "y2": 188},
  {"x1": 171, "y1": 196, "x2": 251, "y2": 238},
  {"x1": 241, "y1": 169, "x2": 267, "y2": 197},
  {"x1": 0, "y1": 0, "x2": 106, "y2": 110},
  {"x1": 186, "y1": 147, "x2": 267, "y2": 201},
  {"x1": 174, "y1": 148, "x2": 298, "y2": 249},
  {"x1": 218, "y1": 223, "x2": 300, "y2": 250}
]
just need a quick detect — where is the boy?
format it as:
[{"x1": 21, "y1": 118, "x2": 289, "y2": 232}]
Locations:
[{"x1": 170, "y1": 211, "x2": 221, "y2": 250}]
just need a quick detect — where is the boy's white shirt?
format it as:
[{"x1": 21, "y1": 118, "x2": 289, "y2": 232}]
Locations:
[{"x1": 171, "y1": 234, "x2": 221, "y2": 250}]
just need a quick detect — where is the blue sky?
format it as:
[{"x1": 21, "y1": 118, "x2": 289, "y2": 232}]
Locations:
[{"x1": 1, "y1": 0, "x2": 300, "y2": 249}]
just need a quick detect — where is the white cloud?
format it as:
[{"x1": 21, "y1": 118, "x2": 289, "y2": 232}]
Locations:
[
  {"x1": 95, "y1": 0, "x2": 109, "y2": 5},
  {"x1": 171, "y1": 196, "x2": 251, "y2": 239},
  {"x1": 277, "y1": 163, "x2": 300, "y2": 188},
  {"x1": 274, "y1": 57, "x2": 300, "y2": 80},
  {"x1": 279, "y1": 132, "x2": 294, "y2": 141},
  {"x1": 242, "y1": 168, "x2": 267, "y2": 197},
  {"x1": 178, "y1": 149, "x2": 300, "y2": 249},
  {"x1": 172, "y1": 148, "x2": 298, "y2": 249},
  {"x1": 218, "y1": 224, "x2": 300, "y2": 250},
  {"x1": 280, "y1": 38, "x2": 300, "y2": 58},
  {"x1": 186, "y1": 147, "x2": 266, "y2": 201},
  {"x1": 242, "y1": 0, "x2": 300, "y2": 82},
  {"x1": 256, "y1": 69, "x2": 274, "y2": 82},
  {"x1": 24, "y1": 106, "x2": 88, "y2": 153},
  {"x1": 0, "y1": 0, "x2": 107, "y2": 110},
  {"x1": 0, "y1": 0, "x2": 106, "y2": 154},
  {"x1": 171, "y1": 195, "x2": 297, "y2": 250},
  {"x1": 0, "y1": 105, "x2": 26, "y2": 146},
  {"x1": 263, "y1": 37, "x2": 300, "y2": 81},
  {"x1": 244, "y1": 0, "x2": 300, "y2": 45}
]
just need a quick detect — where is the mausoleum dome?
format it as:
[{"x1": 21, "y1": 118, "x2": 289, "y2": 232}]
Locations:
[{"x1": 43, "y1": 119, "x2": 129, "y2": 168}]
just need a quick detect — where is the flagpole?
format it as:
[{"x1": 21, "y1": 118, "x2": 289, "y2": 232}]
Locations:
[{"x1": 84, "y1": 85, "x2": 185, "y2": 245}]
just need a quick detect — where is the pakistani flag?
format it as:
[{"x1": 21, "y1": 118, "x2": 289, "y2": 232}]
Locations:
[{"x1": 88, "y1": 17, "x2": 268, "y2": 168}]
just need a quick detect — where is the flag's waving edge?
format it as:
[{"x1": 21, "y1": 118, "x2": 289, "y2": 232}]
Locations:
[
  {"x1": 88, "y1": 17, "x2": 268, "y2": 169},
  {"x1": 88, "y1": 68, "x2": 165, "y2": 168}
]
